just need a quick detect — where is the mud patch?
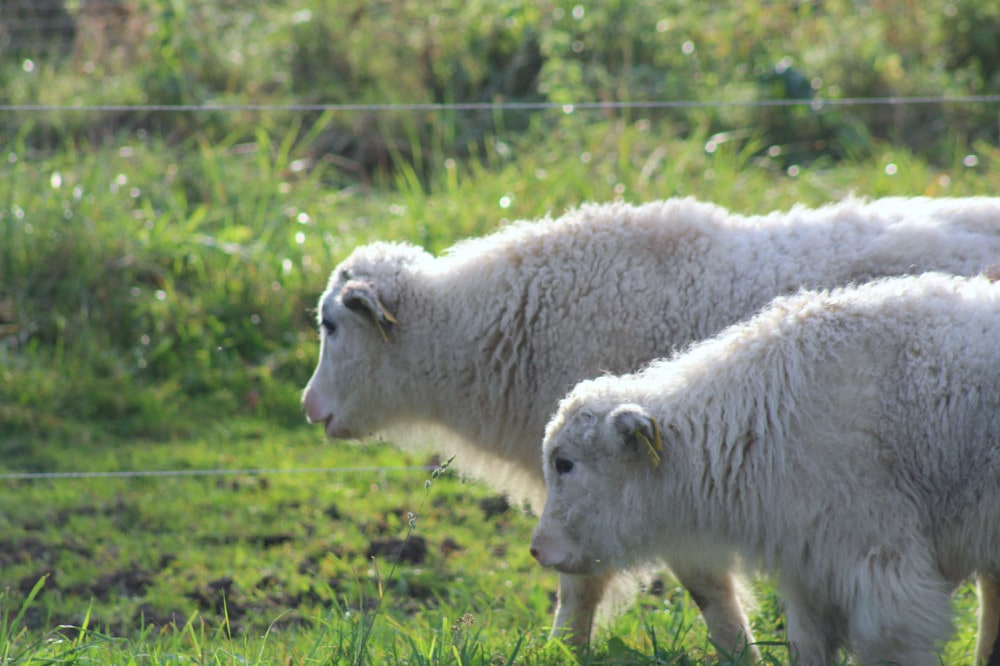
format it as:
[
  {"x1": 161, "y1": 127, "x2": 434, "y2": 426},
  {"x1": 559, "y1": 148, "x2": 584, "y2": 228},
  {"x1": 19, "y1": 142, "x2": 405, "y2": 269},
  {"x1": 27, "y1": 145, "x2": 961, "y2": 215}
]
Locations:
[
  {"x1": 83, "y1": 566, "x2": 155, "y2": 601},
  {"x1": 366, "y1": 535, "x2": 428, "y2": 564},
  {"x1": 187, "y1": 576, "x2": 246, "y2": 623},
  {"x1": 479, "y1": 495, "x2": 511, "y2": 520}
]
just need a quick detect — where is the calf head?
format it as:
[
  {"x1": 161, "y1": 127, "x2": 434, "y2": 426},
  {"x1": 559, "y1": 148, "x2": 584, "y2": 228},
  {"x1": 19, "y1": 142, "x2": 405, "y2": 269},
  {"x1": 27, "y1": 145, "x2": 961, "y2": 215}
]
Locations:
[
  {"x1": 302, "y1": 242, "x2": 425, "y2": 439},
  {"x1": 531, "y1": 397, "x2": 665, "y2": 575}
]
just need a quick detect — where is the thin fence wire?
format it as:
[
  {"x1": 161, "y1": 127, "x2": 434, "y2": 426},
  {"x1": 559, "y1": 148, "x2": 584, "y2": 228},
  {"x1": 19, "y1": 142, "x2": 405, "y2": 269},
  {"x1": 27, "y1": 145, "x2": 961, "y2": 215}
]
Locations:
[
  {"x1": 0, "y1": 464, "x2": 438, "y2": 481},
  {"x1": 1, "y1": 94, "x2": 1000, "y2": 114},
  {"x1": 3, "y1": 92, "x2": 999, "y2": 485}
]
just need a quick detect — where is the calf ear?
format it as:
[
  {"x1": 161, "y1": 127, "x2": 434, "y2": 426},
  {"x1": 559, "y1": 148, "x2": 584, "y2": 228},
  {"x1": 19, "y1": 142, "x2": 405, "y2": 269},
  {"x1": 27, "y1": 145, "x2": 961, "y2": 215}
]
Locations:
[
  {"x1": 611, "y1": 404, "x2": 663, "y2": 468},
  {"x1": 341, "y1": 280, "x2": 398, "y2": 342}
]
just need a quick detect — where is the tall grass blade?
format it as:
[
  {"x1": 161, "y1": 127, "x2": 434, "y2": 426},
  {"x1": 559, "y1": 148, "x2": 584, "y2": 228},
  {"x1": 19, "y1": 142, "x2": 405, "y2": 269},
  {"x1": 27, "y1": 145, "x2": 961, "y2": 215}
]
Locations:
[
  {"x1": 0, "y1": 575, "x2": 47, "y2": 662},
  {"x1": 8, "y1": 575, "x2": 46, "y2": 639}
]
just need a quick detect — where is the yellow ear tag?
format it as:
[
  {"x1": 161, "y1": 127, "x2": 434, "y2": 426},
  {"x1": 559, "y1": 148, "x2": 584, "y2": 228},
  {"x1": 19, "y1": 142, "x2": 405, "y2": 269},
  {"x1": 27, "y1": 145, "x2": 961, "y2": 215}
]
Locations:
[
  {"x1": 377, "y1": 299, "x2": 398, "y2": 324},
  {"x1": 373, "y1": 298, "x2": 397, "y2": 342},
  {"x1": 635, "y1": 419, "x2": 663, "y2": 468}
]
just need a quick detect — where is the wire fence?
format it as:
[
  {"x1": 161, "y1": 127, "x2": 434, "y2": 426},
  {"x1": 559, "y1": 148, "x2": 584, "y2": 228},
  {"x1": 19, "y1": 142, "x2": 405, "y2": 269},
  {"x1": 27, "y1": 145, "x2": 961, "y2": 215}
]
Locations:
[
  {"x1": 0, "y1": 464, "x2": 438, "y2": 481},
  {"x1": 4, "y1": 90, "x2": 1000, "y2": 483},
  {"x1": 3, "y1": 35, "x2": 1000, "y2": 484},
  {"x1": 2, "y1": 94, "x2": 1000, "y2": 114}
]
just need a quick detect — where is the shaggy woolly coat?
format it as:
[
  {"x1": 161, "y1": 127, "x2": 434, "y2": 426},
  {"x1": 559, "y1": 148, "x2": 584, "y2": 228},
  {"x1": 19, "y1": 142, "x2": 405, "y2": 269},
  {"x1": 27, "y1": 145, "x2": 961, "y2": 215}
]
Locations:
[
  {"x1": 302, "y1": 196, "x2": 1000, "y2": 650},
  {"x1": 532, "y1": 272, "x2": 1000, "y2": 665}
]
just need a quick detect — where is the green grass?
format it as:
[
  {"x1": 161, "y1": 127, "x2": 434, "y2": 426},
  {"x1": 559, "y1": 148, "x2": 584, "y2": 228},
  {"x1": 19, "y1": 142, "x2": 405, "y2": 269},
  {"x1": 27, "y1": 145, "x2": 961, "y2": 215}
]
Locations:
[
  {"x1": 0, "y1": 420, "x2": 736, "y2": 664},
  {"x1": 2, "y1": 0, "x2": 999, "y2": 663}
]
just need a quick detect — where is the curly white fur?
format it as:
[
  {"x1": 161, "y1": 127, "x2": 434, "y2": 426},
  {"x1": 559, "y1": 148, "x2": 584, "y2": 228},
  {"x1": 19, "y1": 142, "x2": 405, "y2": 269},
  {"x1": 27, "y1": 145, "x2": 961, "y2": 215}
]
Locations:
[
  {"x1": 533, "y1": 272, "x2": 1000, "y2": 665},
  {"x1": 303, "y1": 196, "x2": 1000, "y2": 653}
]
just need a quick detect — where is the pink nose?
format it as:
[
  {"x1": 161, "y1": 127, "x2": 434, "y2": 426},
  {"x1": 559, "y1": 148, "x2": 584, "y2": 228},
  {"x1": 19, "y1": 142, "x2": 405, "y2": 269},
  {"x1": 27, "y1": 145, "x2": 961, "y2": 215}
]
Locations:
[
  {"x1": 302, "y1": 389, "x2": 327, "y2": 424},
  {"x1": 529, "y1": 533, "x2": 569, "y2": 568}
]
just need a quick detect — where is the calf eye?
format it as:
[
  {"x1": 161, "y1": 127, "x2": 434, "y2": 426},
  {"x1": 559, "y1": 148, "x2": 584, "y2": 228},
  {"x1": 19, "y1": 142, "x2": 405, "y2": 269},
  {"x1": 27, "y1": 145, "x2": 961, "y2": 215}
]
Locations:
[
  {"x1": 321, "y1": 318, "x2": 337, "y2": 336},
  {"x1": 554, "y1": 458, "x2": 574, "y2": 475}
]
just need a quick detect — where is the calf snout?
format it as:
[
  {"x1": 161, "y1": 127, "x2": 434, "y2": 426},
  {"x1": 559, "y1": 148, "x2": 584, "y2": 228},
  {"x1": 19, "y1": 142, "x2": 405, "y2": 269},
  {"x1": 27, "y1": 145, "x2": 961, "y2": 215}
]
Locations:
[
  {"x1": 530, "y1": 529, "x2": 572, "y2": 569},
  {"x1": 302, "y1": 386, "x2": 329, "y2": 424}
]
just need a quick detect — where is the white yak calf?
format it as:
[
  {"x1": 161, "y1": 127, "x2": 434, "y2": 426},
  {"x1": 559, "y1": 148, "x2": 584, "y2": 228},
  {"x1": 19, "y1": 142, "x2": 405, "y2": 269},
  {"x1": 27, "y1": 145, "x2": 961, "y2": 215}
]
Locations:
[
  {"x1": 532, "y1": 272, "x2": 1000, "y2": 666},
  {"x1": 303, "y1": 196, "x2": 1000, "y2": 655}
]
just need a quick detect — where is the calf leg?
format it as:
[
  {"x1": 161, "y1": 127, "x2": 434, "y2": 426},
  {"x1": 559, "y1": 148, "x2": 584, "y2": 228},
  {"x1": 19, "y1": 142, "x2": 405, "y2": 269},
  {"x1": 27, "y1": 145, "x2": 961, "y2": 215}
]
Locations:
[
  {"x1": 783, "y1": 595, "x2": 842, "y2": 666},
  {"x1": 849, "y1": 566, "x2": 952, "y2": 666},
  {"x1": 672, "y1": 562, "x2": 760, "y2": 661},
  {"x1": 550, "y1": 572, "x2": 614, "y2": 645},
  {"x1": 977, "y1": 575, "x2": 1000, "y2": 666},
  {"x1": 552, "y1": 566, "x2": 757, "y2": 657}
]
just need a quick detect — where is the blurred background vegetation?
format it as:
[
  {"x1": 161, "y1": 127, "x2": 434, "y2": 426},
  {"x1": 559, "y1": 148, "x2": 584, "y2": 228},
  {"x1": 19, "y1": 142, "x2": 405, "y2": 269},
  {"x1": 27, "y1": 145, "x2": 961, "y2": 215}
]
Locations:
[{"x1": 3, "y1": 0, "x2": 999, "y2": 446}]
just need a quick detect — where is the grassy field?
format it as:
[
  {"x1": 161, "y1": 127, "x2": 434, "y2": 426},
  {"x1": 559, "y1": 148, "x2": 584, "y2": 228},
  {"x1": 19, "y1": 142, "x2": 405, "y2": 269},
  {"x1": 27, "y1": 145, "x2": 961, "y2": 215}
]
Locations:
[{"x1": 2, "y1": 1, "x2": 1000, "y2": 663}]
